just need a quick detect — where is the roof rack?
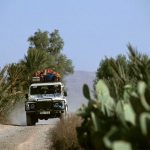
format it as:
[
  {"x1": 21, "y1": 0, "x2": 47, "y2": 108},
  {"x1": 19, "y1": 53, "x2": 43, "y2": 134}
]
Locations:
[{"x1": 32, "y1": 68, "x2": 61, "y2": 83}]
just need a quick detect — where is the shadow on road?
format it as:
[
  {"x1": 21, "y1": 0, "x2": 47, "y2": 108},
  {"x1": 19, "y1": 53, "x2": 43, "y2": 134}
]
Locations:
[{"x1": 1, "y1": 123, "x2": 27, "y2": 127}]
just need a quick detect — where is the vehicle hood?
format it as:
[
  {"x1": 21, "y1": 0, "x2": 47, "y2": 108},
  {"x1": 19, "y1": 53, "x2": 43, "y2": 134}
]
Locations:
[{"x1": 29, "y1": 94, "x2": 65, "y2": 101}]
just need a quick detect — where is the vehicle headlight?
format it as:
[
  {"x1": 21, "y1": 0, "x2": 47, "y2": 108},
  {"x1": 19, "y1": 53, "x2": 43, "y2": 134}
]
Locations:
[
  {"x1": 53, "y1": 102, "x2": 64, "y2": 109},
  {"x1": 25, "y1": 102, "x2": 36, "y2": 111},
  {"x1": 30, "y1": 103, "x2": 36, "y2": 109},
  {"x1": 25, "y1": 103, "x2": 30, "y2": 111}
]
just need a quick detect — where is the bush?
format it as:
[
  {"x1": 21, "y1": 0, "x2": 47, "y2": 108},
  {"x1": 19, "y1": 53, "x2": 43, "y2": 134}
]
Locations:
[{"x1": 51, "y1": 114, "x2": 83, "y2": 150}]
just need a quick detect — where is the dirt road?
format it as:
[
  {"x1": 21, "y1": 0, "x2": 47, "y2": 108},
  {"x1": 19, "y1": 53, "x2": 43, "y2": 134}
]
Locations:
[{"x1": 0, "y1": 121, "x2": 56, "y2": 150}]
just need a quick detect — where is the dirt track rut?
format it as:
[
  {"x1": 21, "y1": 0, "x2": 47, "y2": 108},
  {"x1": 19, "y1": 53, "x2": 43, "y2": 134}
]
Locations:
[{"x1": 0, "y1": 123, "x2": 54, "y2": 150}]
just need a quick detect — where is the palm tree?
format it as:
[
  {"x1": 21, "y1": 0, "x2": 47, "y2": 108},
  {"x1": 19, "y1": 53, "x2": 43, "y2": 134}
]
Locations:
[
  {"x1": 128, "y1": 44, "x2": 150, "y2": 85},
  {"x1": 0, "y1": 65, "x2": 23, "y2": 120},
  {"x1": 6, "y1": 63, "x2": 24, "y2": 93},
  {"x1": 55, "y1": 54, "x2": 74, "y2": 77},
  {"x1": 20, "y1": 48, "x2": 51, "y2": 89}
]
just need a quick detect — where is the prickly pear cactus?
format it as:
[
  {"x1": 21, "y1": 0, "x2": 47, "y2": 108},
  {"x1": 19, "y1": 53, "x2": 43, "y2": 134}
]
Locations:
[
  {"x1": 96, "y1": 80, "x2": 116, "y2": 117},
  {"x1": 77, "y1": 79, "x2": 150, "y2": 150},
  {"x1": 77, "y1": 81, "x2": 119, "y2": 150}
]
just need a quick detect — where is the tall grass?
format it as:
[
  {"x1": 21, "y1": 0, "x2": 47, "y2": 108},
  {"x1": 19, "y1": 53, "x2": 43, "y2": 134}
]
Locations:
[{"x1": 51, "y1": 114, "x2": 83, "y2": 150}]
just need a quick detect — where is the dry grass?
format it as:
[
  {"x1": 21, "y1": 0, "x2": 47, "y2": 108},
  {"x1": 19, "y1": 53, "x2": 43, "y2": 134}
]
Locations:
[{"x1": 51, "y1": 113, "x2": 83, "y2": 150}]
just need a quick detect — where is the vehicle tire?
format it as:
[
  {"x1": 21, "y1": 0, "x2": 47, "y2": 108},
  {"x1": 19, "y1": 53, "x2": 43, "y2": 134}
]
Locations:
[{"x1": 26, "y1": 113, "x2": 36, "y2": 126}]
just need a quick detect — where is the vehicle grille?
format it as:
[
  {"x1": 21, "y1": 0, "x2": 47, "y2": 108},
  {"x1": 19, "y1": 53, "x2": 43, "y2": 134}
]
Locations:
[{"x1": 36, "y1": 101, "x2": 52, "y2": 110}]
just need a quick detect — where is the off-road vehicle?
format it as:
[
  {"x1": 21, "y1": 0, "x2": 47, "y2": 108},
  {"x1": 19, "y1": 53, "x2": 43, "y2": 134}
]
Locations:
[{"x1": 25, "y1": 69, "x2": 68, "y2": 126}]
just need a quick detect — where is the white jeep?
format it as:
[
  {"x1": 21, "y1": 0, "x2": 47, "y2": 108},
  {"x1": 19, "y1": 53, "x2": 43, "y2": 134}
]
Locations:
[{"x1": 25, "y1": 82, "x2": 68, "y2": 126}]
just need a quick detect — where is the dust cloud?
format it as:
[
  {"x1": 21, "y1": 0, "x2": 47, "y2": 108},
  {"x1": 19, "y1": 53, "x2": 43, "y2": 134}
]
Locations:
[
  {"x1": 8, "y1": 101, "x2": 58, "y2": 126},
  {"x1": 8, "y1": 102, "x2": 26, "y2": 126}
]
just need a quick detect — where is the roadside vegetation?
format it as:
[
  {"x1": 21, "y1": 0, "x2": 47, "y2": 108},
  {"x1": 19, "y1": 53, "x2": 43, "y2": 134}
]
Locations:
[
  {"x1": 50, "y1": 45, "x2": 150, "y2": 150},
  {"x1": 77, "y1": 45, "x2": 150, "y2": 150},
  {"x1": 0, "y1": 65, "x2": 24, "y2": 123},
  {"x1": 0, "y1": 29, "x2": 74, "y2": 123},
  {"x1": 51, "y1": 114, "x2": 82, "y2": 150}
]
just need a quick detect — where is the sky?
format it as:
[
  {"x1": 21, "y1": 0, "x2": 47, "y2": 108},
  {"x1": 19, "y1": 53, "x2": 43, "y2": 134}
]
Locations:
[{"x1": 0, "y1": 0, "x2": 150, "y2": 72}]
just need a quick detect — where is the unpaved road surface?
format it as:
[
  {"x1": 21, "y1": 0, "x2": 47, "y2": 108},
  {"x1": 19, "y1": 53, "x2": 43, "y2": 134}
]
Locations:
[{"x1": 0, "y1": 121, "x2": 56, "y2": 150}]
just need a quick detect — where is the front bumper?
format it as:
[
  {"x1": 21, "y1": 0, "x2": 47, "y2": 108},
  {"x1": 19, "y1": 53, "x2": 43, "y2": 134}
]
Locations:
[{"x1": 25, "y1": 100, "x2": 66, "y2": 113}]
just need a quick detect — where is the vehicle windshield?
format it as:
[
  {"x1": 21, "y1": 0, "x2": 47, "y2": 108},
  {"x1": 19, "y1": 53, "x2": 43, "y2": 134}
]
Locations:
[{"x1": 30, "y1": 85, "x2": 61, "y2": 95}]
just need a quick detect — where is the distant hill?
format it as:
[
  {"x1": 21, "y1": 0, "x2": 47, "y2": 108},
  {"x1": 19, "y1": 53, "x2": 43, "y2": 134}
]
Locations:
[{"x1": 64, "y1": 70, "x2": 96, "y2": 112}]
